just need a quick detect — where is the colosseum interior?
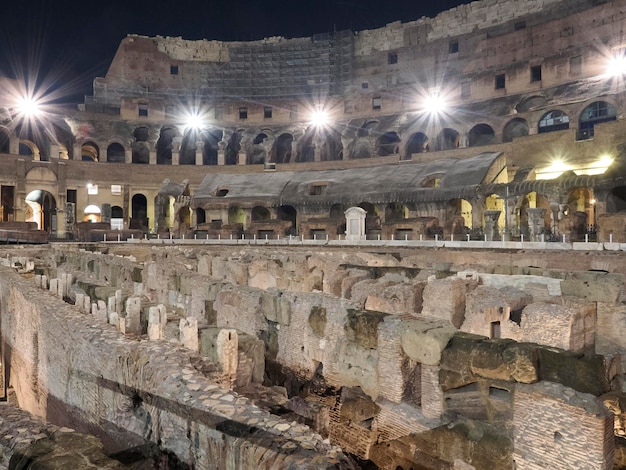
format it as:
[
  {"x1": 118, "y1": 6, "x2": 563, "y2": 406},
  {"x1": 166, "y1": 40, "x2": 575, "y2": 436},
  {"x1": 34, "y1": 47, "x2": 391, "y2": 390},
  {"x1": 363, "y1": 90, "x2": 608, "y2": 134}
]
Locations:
[{"x1": 3, "y1": 0, "x2": 626, "y2": 469}]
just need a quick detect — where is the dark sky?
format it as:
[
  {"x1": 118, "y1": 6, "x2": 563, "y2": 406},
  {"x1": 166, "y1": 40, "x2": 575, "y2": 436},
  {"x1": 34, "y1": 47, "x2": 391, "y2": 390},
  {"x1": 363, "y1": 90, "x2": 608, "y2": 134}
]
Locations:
[{"x1": 0, "y1": 0, "x2": 472, "y2": 102}]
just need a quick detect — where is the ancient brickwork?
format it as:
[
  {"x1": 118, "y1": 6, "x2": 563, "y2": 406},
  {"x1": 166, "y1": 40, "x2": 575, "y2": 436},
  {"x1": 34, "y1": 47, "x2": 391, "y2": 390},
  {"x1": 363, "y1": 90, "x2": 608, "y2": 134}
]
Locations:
[{"x1": 513, "y1": 382, "x2": 614, "y2": 470}]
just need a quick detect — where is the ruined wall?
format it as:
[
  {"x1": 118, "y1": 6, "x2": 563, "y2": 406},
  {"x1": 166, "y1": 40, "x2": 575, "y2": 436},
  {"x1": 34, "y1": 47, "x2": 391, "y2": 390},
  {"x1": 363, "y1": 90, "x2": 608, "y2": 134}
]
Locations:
[{"x1": 0, "y1": 265, "x2": 354, "y2": 469}]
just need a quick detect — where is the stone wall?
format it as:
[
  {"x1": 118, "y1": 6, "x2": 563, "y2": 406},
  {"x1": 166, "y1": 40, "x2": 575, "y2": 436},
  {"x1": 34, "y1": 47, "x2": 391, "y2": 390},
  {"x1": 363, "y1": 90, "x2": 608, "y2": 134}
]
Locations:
[{"x1": 0, "y1": 265, "x2": 354, "y2": 469}]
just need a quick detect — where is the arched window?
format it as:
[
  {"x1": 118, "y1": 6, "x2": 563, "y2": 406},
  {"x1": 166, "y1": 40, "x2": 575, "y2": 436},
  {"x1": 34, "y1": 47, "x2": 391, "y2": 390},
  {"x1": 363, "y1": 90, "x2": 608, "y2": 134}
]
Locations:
[
  {"x1": 468, "y1": 124, "x2": 495, "y2": 147},
  {"x1": 579, "y1": 101, "x2": 616, "y2": 138},
  {"x1": 503, "y1": 119, "x2": 529, "y2": 142},
  {"x1": 107, "y1": 143, "x2": 126, "y2": 163},
  {"x1": 538, "y1": 110, "x2": 570, "y2": 133}
]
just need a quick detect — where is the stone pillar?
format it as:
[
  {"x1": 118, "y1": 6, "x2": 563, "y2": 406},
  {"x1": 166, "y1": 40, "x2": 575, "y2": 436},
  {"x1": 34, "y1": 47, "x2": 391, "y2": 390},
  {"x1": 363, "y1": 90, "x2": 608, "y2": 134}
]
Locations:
[
  {"x1": 527, "y1": 207, "x2": 547, "y2": 242},
  {"x1": 180, "y1": 317, "x2": 199, "y2": 351},
  {"x1": 217, "y1": 329, "x2": 238, "y2": 385},
  {"x1": 124, "y1": 297, "x2": 142, "y2": 335},
  {"x1": 217, "y1": 149, "x2": 225, "y2": 165},
  {"x1": 148, "y1": 304, "x2": 167, "y2": 340},
  {"x1": 172, "y1": 150, "x2": 180, "y2": 165},
  {"x1": 421, "y1": 365, "x2": 444, "y2": 419},
  {"x1": 237, "y1": 152, "x2": 247, "y2": 165},
  {"x1": 195, "y1": 141, "x2": 203, "y2": 166},
  {"x1": 149, "y1": 150, "x2": 157, "y2": 165},
  {"x1": 92, "y1": 300, "x2": 108, "y2": 323},
  {"x1": 125, "y1": 149, "x2": 132, "y2": 164},
  {"x1": 72, "y1": 143, "x2": 82, "y2": 161},
  {"x1": 483, "y1": 210, "x2": 501, "y2": 241}
]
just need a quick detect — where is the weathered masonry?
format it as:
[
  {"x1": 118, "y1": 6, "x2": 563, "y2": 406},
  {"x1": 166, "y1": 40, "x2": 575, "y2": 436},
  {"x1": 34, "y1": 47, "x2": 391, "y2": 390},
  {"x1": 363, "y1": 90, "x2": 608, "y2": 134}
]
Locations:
[{"x1": 1, "y1": 243, "x2": 626, "y2": 469}]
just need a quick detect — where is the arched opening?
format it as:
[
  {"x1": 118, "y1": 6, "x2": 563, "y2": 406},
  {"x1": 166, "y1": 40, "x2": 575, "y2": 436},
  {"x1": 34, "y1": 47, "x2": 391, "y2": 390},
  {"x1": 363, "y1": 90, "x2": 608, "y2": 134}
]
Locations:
[
  {"x1": 111, "y1": 205, "x2": 124, "y2": 230},
  {"x1": 107, "y1": 143, "x2": 126, "y2": 163},
  {"x1": 405, "y1": 132, "x2": 429, "y2": 157},
  {"x1": 329, "y1": 203, "x2": 345, "y2": 234},
  {"x1": 502, "y1": 118, "x2": 529, "y2": 143},
  {"x1": 15, "y1": 122, "x2": 49, "y2": 160},
  {"x1": 275, "y1": 134, "x2": 294, "y2": 164},
  {"x1": 178, "y1": 206, "x2": 192, "y2": 234},
  {"x1": 435, "y1": 128, "x2": 460, "y2": 151},
  {"x1": 25, "y1": 190, "x2": 56, "y2": 232},
  {"x1": 196, "y1": 207, "x2": 206, "y2": 225},
  {"x1": 385, "y1": 202, "x2": 408, "y2": 221},
  {"x1": 376, "y1": 132, "x2": 401, "y2": 156},
  {"x1": 295, "y1": 128, "x2": 316, "y2": 163},
  {"x1": 422, "y1": 174, "x2": 444, "y2": 188},
  {"x1": 132, "y1": 127, "x2": 150, "y2": 164},
  {"x1": 357, "y1": 202, "x2": 381, "y2": 239},
  {"x1": 277, "y1": 205, "x2": 297, "y2": 235},
  {"x1": 251, "y1": 206, "x2": 271, "y2": 222},
  {"x1": 485, "y1": 194, "x2": 505, "y2": 232},
  {"x1": 349, "y1": 121, "x2": 378, "y2": 159},
  {"x1": 225, "y1": 130, "x2": 243, "y2": 165},
  {"x1": 518, "y1": 191, "x2": 551, "y2": 238},
  {"x1": 538, "y1": 110, "x2": 570, "y2": 134},
  {"x1": 81, "y1": 141, "x2": 99, "y2": 162},
  {"x1": 607, "y1": 186, "x2": 626, "y2": 213},
  {"x1": 468, "y1": 124, "x2": 495, "y2": 147},
  {"x1": 19, "y1": 140, "x2": 40, "y2": 159},
  {"x1": 130, "y1": 194, "x2": 148, "y2": 231},
  {"x1": 566, "y1": 188, "x2": 594, "y2": 238},
  {"x1": 202, "y1": 128, "x2": 222, "y2": 165},
  {"x1": 448, "y1": 199, "x2": 473, "y2": 230},
  {"x1": 515, "y1": 95, "x2": 547, "y2": 113},
  {"x1": 228, "y1": 206, "x2": 246, "y2": 227},
  {"x1": 83, "y1": 204, "x2": 101, "y2": 223},
  {"x1": 250, "y1": 133, "x2": 269, "y2": 164},
  {"x1": 579, "y1": 101, "x2": 616, "y2": 138},
  {"x1": 0, "y1": 127, "x2": 10, "y2": 154},
  {"x1": 157, "y1": 126, "x2": 176, "y2": 165},
  {"x1": 179, "y1": 129, "x2": 198, "y2": 165}
]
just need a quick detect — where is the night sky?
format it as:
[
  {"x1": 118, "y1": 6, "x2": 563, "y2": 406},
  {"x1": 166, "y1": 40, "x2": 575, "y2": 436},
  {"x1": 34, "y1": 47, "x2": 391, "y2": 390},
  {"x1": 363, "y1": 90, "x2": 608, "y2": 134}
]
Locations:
[{"x1": 0, "y1": 0, "x2": 472, "y2": 102}]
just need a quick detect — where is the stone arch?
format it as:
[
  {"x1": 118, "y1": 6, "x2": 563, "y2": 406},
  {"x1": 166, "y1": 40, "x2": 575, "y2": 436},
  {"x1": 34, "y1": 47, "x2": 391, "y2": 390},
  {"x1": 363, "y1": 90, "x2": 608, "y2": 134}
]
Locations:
[
  {"x1": 25, "y1": 189, "x2": 56, "y2": 231},
  {"x1": 357, "y1": 202, "x2": 381, "y2": 237},
  {"x1": 503, "y1": 118, "x2": 529, "y2": 143},
  {"x1": 81, "y1": 141, "x2": 99, "y2": 162},
  {"x1": 19, "y1": 139, "x2": 41, "y2": 160},
  {"x1": 225, "y1": 130, "x2": 243, "y2": 165},
  {"x1": 228, "y1": 206, "x2": 246, "y2": 227},
  {"x1": 156, "y1": 126, "x2": 176, "y2": 165},
  {"x1": 179, "y1": 128, "x2": 199, "y2": 165},
  {"x1": 107, "y1": 142, "x2": 126, "y2": 163},
  {"x1": 518, "y1": 191, "x2": 551, "y2": 237},
  {"x1": 274, "y1": 133, "x2": 294, "y2": 164},
  {"x1": 579, "y1": 101, "x2": 616, "y2": 137},
  {"x1": 130, "y1": 193, "x2": 148, "y2": 231},
  {"x1": 468, "y1": 124, "x2": 495, "y2": 147},
  {"x1": 202, "y1": 128, "x2": 223, "y2": 165},
  {"x1": 376, "y1": 132, "x2": 401, "y2": 156},
  {"x1": 15, "y1": 122, "x2": 49, "y2": 160},
  {"x1": 515, "y1": 95, "x2": 547, "y2": 113},
  {"x1": 132, "y1": 126, "x2": 150, "y2": 164},
  {"x1": 405, "y1": 132, "x2": 429, "y2": 157},
  {"x1": 385, "y1": 202, "x2": 409, "y2": 221},
  {"x1": 250, "y1": 132, "x2": 270, "y2": 164},
  {"x1": 348, "y1": 121, "x2": 377, "y2": 159},
  {"x1": 607, "y1": 186, "x2": 626, "y2": 213},
  {"x1": 277, "y1": 205, "x2": 297, "y2": 235},
  {"x1": 434, "y1": 128, "x2": 460, "y2": 151},
  {"x1": 484, "y1": 193, "x2": 505, "y2": 231},
  {"x1": 538, "y1": 110, "x2": 570, "y2": 134},
  {"x1": 251, "y1": 206, "x2": 271, "y2": 222},
  {"x1": 447, "y1": 199, "x2": 473, "y2": 230}
]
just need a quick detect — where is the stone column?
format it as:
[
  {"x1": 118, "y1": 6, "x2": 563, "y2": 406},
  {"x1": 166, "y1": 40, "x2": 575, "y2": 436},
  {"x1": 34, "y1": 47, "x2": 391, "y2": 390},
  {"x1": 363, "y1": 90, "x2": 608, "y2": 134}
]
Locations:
[
  {"x1": 149, "y1": 150, "x2": 157, "y2": 165},
  {"x1": 237, "y1": 152, "x2": 247, "y2": 165},
  {"x1": 526, "y1": 207, "x2": 547, "y2": 242},
  {"x1": 180, "y1": 317, "x2": 199, "y2": 351},
  {"x1": 483, "y1": 210, "x2": 501, "y2": 241}
]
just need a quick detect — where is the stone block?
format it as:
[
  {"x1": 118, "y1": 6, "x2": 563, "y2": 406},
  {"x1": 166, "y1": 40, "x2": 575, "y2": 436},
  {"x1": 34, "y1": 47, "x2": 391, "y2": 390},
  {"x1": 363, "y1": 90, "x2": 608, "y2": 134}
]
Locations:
[
  {"x1": 401, "y1": 318, "x2": 457, "y2": 366},
  {"x1": 180, "y1": 317, "x2": 199, "y2": 351}
]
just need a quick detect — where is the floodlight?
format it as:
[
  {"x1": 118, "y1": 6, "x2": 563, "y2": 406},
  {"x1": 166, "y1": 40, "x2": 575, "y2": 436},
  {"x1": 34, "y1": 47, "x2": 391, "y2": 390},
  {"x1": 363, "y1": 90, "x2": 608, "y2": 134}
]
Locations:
[
  {"x1": 606, "y1": 53, "x2": 626, "y2": 77},
  {"x1": 422, "y1": 92, "x2": 447, "y2": 115},
  {"x1": 16, "y1": 96, "x2": 41, "y2": 117},
  {"x1": 310, "y1": 109, "x2": 329, "y2": 127}
]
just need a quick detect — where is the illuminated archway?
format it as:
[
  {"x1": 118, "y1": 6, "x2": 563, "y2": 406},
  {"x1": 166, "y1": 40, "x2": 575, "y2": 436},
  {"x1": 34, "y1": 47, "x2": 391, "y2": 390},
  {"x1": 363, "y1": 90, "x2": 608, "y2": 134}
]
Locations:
[{"x1": 25, "y1": 190, "x2": 56, "y2": 231}]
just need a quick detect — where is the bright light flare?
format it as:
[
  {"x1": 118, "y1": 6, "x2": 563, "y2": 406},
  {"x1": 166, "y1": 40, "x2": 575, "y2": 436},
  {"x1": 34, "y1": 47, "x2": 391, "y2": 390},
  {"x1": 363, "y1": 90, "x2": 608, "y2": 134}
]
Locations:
[
  {"x1": 16, "y1": 96, "x2": 42, "y2": 117},
  {"x1": 310, "y1": 109, "x2": 330, "y2": 127},
  {"x1": 184, "y1": 112, "x2": 204, "y2": 130},
  {"x1": 606, "y1": 53, "x2": 626, "y2": 77},
  {"x1": 421, "y1": 92, "x2": 448, "y2": 115}
]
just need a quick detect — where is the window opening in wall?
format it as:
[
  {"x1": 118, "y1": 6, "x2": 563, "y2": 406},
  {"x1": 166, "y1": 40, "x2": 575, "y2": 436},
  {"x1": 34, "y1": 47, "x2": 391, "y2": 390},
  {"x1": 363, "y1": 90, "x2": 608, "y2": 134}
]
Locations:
[
  {"x1": 388, "y1": 52, "x2": 398, "y2": 64},
  {"x1": 170, "y1": 65, "x2": 179, "y2": 75},
  {"x1": 216, "y1": 189, "x2": 229, "y2": 197},
  {"x1": 495, "y1": 74, "x2": 506, "y2": 89},
  {"x1": 514, "y1": 21, "x2": 526, "y2": 30},
  {"x1": 531, "y1": 65, "x2": 542, "y2": 82},
  {"x1": 111, "y1": 185, "x2": 122, "y2": 195},
  {"x1": 372, "y1": 97, "x2": 382, "y2": 110},
  {"x1": 461, "y1": 79, "x2": 471, "y2": 98},
  {"x1": 449, "y1": 40, "x2": 459, "y2": 54},
  {"x1": 490, "y1": 321, "x2": 501, "y2": 338},
  {"x1": 138, "y1": 103, "x2": 148, "y2": 117},
  {"x1": 239, "y1": 107, "x2": 248, "y2": 119},
  {"x1": 310, "y1": 185, "x2": 326, "y2": 195},
  {"x1": 570, "y1": 55, "x2": 582, "y2": 75},
  {"x1": 264, "y1": 107, "x2": 272, "y2": 119},
  {"x1": 361, "y1": 82, "x2": 369, "y2": 89}
]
